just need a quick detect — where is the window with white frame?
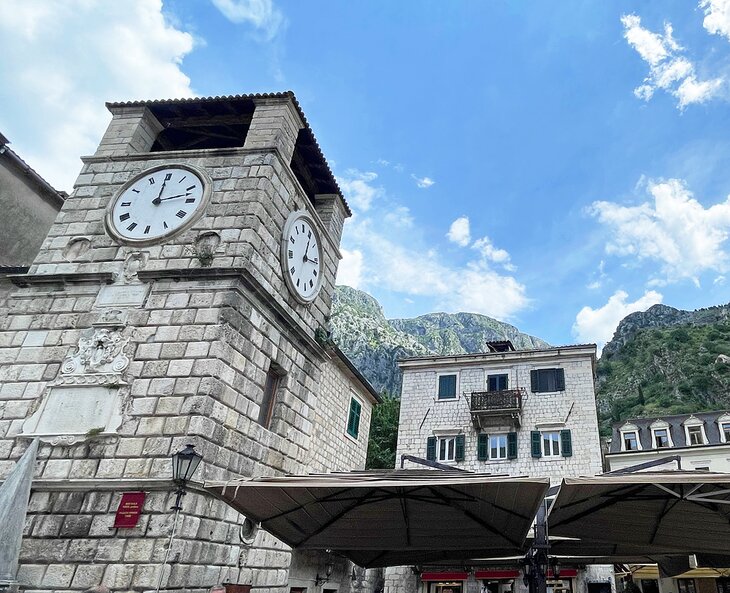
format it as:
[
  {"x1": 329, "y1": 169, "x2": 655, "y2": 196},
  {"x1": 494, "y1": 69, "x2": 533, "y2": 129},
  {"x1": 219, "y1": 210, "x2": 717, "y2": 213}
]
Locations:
[
  {"x1": 437, "y1": 373, "x2": 458, "y2": 400},
  {"x1": 438, "y1": 436, "x2": 456, "y2": 462},
  {"x1": 541, "y1": 431, "x2": 561, "y2": 457},
  {"x1": 619, "y1": 423, "x2": 641, "y2": 452},
  {"x1": 687, "y1": 425, "x2": 704, "y2": 446},
  {"x1": 653, "y1": 428, "x2": 670, "y2": 448},
  {"x1": 719, "y1": 417, "x2": 730, "y2": 443},
  {"x1": 650, "y1": 421, "x2": 673, "y2": 449},
  {"x1": 487, "y1": 373, "x2": 508, "y2": 392},
  {"x1": 489, "y1": 434, "x2": 508, "y2": 460},
  {"x1": 623, "y1": 431, "x2": 639, "y2": 451}
]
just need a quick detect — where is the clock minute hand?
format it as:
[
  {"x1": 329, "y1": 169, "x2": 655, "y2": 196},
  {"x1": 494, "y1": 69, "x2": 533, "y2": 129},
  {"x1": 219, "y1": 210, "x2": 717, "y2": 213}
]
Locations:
[{"x1": 154, "y1": 192, "x2": 191, "y2": 203}]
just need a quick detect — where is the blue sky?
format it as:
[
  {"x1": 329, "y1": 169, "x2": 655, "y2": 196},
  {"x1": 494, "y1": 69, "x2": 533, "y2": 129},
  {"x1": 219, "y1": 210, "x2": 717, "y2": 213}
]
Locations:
[{"x1": 3, "y1": 1, "x2": 730, "y2": 351}]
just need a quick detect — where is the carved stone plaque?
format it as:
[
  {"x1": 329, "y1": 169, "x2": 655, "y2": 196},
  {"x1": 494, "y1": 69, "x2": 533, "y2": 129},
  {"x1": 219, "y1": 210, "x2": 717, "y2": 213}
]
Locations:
[
  {"x1": 21, "y1": 386, "x2": 123, "y2": 444},
  {"x1": 95, "y1": 283, "x2": 149, "y2": 308}
]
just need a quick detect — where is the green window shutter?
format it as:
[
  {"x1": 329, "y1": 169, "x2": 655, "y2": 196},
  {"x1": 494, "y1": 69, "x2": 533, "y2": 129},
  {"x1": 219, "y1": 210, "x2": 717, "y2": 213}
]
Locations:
[
  {"x1": 346, "y1": 398, "x2": 362, "y2": 438},
  {"x1": 530, "y1": 370, "x2": 538, "y2": 392},
  {"x1": 438, "y1": 374, "x2": 457, "y2": 399},
  {"x1": 477, "y1": 433, "x2": 489, "y2": 461},
  {"x1": 507, "y1": 432, "x2": 518, "y2": 459},
  {"x1": 556, "y1": 368, "x2": 566, "y2": 391},
  {"x1": 531, "y1": 431, "x2": 542, "y2": 458},
  {"x1": 561, "y1": 429, "x2": 573, "y2": 457},
  {"x1": 426, "y1": 436, "x2": 436, "y2": 461},
  {"x1": 455, "y1": 434, "x2": 465, "y2": 461}
]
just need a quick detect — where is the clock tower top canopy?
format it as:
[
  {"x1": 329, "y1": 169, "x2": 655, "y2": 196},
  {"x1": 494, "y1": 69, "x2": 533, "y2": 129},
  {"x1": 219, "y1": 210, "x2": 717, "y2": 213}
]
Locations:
[{"x1": 98, "y1": 91, "x2": 351, "y2": 218}]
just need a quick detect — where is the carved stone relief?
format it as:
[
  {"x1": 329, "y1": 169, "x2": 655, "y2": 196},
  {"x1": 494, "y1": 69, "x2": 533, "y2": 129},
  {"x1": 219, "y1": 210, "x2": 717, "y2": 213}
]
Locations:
[
  {"x1": 20, "y1": 327, "x2": 131, "y2": 444},
  {"x1": 61, "y1": 327, "x2": 130, "y2": 376}
]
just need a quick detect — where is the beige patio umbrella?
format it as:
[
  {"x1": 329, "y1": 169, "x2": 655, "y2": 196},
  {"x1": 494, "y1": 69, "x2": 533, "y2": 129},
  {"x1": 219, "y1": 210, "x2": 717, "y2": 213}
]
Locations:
[
  {"x1": 205, "y1": 471, "x2": 549, "y2": 568},
  {"x1": 548, "y1": 472, "x2": 730, "y2": 554}
]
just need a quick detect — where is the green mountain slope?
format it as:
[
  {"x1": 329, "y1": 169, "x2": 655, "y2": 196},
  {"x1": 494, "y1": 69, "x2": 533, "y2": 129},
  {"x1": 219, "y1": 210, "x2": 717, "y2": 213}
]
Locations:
[
  {"x1": 597, "y1": 303, "x2": 730, "y2": 433},
  {"x1": 330, "y1": 285, "x2": 550, "y2": 395}
]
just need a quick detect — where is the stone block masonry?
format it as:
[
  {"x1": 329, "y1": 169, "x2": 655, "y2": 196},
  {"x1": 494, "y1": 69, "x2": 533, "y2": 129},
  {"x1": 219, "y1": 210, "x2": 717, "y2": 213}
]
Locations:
[{"x1": 0, "y1": 94, "x2": 374, "y2": 593}]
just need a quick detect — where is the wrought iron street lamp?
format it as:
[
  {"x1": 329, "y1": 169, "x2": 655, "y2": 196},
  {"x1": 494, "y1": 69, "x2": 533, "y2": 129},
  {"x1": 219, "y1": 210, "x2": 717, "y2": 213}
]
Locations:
[
  {"x1": 171, "y1": 443, "x2": 203, "y2": 510},
  {"x1": 314, "y1": 557, "x2": 335, "y2": 587},
  {"x1": 156, "y1": 443, "x2": 203, "y2": 593}
]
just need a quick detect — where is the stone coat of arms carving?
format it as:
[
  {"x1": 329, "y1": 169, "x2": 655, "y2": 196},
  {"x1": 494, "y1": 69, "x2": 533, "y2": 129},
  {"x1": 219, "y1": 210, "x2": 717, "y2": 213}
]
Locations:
[{"x1": 61, "y1": 328, "x2": 130, "y2": 377}]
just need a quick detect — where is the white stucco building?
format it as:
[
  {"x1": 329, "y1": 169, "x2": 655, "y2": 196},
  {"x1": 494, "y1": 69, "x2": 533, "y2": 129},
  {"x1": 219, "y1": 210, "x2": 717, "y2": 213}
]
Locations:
[
  {"x1": 606, "y1": 411, "x2": 730, "y2": 474},
  {"x1": 386, "y1": 341, "x2": 613, "y2": 593}
]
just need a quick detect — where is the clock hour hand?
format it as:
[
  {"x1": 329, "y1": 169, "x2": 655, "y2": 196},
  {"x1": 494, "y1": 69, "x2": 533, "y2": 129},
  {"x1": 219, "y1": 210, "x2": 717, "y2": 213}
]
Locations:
[{"x1": 152, "y1": 180, "x2": 168, "y2": 205}]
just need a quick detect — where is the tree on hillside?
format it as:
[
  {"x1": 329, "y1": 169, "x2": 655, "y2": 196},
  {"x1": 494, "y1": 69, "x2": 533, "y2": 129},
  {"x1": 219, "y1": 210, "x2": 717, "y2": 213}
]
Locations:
[{"x1": 366, "y1": 392, "x2": 400, "y2": 469}]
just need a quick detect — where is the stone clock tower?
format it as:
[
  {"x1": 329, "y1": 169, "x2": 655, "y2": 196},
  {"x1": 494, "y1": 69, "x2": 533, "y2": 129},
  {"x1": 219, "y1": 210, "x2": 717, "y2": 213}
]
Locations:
[{"x1": 0, "y1": 93, "x2": 377, "y2": 592}]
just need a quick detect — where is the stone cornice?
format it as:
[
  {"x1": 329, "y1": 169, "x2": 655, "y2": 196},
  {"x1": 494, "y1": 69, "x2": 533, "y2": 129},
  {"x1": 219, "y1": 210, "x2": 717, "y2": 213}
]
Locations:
[
  {"x1": 398, "y1": 345, "x2": 597, "y2": 370},
  {"x1": 8, "y1": 271, "x2": 116, "y2": 288}
]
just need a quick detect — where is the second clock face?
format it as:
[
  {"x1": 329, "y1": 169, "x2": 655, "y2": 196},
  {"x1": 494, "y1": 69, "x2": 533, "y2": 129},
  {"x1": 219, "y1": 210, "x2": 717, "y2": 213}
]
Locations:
[
  {"x1": 108, "y1": 165, "x2": 206, "y2": 243},
  {"x1": 282, "y1": 213, "x2": 323, "y2": 302}
]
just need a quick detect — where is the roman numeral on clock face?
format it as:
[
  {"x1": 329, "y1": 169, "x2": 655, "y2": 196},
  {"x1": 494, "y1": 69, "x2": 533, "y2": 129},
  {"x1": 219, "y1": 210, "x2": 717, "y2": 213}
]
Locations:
[
  {"x1": 127, "y1": 222, "x2": 137, "y2": 231},
  {"x1": 176, "y1": 210, "x2": 186, "y2": 218},
  {"x1": 119, "y1": 213, "x2": 130, "y2": 221}
]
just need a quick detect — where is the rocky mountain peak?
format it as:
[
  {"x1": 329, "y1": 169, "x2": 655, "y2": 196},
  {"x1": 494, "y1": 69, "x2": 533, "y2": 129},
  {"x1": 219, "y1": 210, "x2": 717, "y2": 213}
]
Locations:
[{"x1": 330, "y1": 286, "x2": 550, "y2": 395}]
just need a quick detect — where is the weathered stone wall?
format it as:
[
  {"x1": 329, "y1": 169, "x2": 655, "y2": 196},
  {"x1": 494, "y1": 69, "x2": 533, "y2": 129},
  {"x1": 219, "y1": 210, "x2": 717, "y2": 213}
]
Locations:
[
  {"x1": 306, "y1": 356, "x2": 374, "y2": 474},
  {"x1": 0, "y1": 151, "x2": 63, "y2": 268},
  {"x1": 396, "y1": 348, "x2": 603, "y2": 482},
  {"x1": 0, "y1": 95, "x2": 371, "y2": 593}
]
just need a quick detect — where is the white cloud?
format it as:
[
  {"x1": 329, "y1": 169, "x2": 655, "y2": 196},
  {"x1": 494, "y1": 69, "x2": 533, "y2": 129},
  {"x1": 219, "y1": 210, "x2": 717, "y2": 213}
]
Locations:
[
  {"x1": 344, "y1": 219, "x2": 529, "y2": 320},
  {"x1": 447, "y1": 216, "x2": 471, "y2": 246},
  {"x1": 590, "y1": 178, "x2": 730, "y2": 284},
  {"x1": 412, "y1": 174, "x2": 435, "y2": 189},
  {"x1": 384, "y1": 205, "x2": 414, "y2": 228},
  {"x1": 573, "y1": 290, "x2": 663, "y2": 353},
  {"x1": 621, "y1": 13, "x2": 723, "y2": 109},
  {"x1": 336, "y1": 248, "x2": 363, "y2": 288},
  {"x1": 0, "y1": 0, "x2": 195, "y2": 191},
  {"x1": 472, "y1": 235, "x2": 511, "y2": 265},
  {"x1": 701, "y1": 0, "x2": 730, "y2": 41},
  {"x1": 337, "y1": 170, "x2": 382, "y2": 212},
  {"x1": 210, "y1": 0, "x2": 284, "y2": 40}
]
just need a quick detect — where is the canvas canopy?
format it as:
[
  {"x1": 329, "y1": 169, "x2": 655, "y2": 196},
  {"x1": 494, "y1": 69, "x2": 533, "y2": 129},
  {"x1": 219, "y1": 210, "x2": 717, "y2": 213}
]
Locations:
[
  {"x1": 548, "y1": 472, "x2": 730, "y2": 555},
  {"x1": 205, "y1": 471, "x2": 550, "y2": 568}
]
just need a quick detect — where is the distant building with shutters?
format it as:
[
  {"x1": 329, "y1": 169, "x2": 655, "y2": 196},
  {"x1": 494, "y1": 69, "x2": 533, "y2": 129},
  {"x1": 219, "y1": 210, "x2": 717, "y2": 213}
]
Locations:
[
  {"x1": 606, "y1": 410, "x2": 730, "y2": 473},
  {"x1": 385, "y1": 342, "x2": 612, "y2": 593}
]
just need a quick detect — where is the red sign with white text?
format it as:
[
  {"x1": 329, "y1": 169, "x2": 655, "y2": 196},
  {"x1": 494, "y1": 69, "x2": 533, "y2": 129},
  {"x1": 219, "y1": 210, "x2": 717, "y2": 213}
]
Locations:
[{"x1": 114, "y1": 492, "x2": 146, "y2": 528}]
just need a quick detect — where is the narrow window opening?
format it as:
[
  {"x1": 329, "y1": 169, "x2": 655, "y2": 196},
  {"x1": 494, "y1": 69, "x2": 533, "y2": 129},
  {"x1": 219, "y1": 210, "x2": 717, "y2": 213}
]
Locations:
[{"x1": 258, "y1": 363, "x2": 284, "y2": 429}]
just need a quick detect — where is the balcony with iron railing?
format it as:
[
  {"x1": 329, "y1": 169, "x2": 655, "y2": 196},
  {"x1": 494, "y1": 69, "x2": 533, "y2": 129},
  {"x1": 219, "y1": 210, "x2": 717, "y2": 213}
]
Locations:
[{"x1": 469, "y1": 388, "x2": 524, "y2": 429}]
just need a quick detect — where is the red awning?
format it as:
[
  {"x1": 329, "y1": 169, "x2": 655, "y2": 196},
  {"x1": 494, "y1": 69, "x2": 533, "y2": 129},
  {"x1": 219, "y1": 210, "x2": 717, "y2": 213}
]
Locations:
[
  {"x1": 475, "y1": 570, "x2": 520, "y2": 579},
  {"x1": 421, "y1": 572, "x2": 469, "y2": 582}
]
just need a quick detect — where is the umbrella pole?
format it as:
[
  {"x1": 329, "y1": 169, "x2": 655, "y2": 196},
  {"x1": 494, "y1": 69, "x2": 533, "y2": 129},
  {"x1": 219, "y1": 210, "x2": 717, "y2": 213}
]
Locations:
[{"x1": 524, "y1": 499, "x2": 549, "y2": 593}]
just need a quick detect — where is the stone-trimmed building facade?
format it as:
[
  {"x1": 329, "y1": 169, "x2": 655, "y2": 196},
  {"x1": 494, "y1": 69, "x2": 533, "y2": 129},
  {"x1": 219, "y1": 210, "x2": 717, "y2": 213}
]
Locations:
[
  {"x1": 385, "y1": 342, "x2": 613, "y2": 593},
  {"x1": 606, "y1": 411, "x2": 730, "y2": 474},
  {"x1": 0, "y1": 93, "x2": 379, "y2": 593}
]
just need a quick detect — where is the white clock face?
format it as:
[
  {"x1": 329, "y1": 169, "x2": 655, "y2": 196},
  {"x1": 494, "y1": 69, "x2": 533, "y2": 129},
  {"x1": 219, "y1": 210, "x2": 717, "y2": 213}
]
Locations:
[
  {"x1": 282, "y1": 213, "x2": 323, "y2": 302},
  {"x1": 108, "y1": 166, "x2": 207, "y2": 243}
]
